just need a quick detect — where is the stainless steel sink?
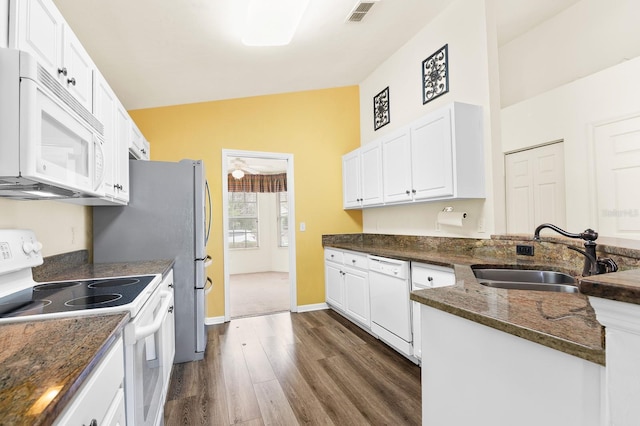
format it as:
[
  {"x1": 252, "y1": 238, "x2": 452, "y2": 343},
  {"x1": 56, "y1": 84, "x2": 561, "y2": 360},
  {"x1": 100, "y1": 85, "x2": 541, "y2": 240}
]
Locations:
[{"x1": 473, "y1": 268, "x2": 578, "y2": 293}]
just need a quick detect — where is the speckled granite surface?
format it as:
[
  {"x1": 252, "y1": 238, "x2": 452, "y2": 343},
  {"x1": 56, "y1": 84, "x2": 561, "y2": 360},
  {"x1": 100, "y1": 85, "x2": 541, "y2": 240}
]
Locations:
[
  {"x1": 0, "y1": 314, "x2": 128, "y2": 425},
  {"x1": 323, "y1": 233, "x2": 610, "y2": 365},
  {"x1": 34, "y1": 258, "x2": 175, "y2": 282}
]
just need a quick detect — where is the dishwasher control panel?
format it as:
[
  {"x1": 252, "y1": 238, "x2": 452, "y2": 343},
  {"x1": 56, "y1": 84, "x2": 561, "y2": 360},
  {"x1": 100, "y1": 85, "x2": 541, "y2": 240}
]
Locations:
[{"x1": 368, "y1": 255, "x2": 409, "y2": 279}]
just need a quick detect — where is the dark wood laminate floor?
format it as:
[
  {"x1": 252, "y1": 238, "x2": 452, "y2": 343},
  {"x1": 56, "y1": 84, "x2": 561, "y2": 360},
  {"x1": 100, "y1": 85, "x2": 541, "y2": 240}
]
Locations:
[{"x1": 164, "y1": 309, "x2": 421, "y2": 425}]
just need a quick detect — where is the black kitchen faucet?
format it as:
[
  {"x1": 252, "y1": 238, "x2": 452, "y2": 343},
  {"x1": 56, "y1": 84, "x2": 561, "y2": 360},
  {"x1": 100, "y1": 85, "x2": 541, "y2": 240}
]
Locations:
[{"x1": 533, "y1": 223, "x2": 618, "y2": 276}]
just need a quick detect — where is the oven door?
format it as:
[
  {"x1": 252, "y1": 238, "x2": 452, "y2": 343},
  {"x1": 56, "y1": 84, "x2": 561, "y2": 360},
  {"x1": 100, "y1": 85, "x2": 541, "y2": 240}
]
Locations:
[{"x1": 124, "y1": 287, "x2": 174, "y2": 426}]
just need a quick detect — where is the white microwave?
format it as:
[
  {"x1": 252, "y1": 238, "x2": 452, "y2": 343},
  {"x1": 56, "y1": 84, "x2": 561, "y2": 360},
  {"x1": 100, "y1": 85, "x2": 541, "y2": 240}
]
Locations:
[{"x1": 0, "y1": 48, "x2": 105, "y2": 200}]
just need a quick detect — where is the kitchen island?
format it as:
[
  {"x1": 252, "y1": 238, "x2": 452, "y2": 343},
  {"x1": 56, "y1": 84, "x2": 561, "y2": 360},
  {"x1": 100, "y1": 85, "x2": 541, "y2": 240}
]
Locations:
[{"x1": 323, "y1": 233, "x2": 640, "y2": 426}]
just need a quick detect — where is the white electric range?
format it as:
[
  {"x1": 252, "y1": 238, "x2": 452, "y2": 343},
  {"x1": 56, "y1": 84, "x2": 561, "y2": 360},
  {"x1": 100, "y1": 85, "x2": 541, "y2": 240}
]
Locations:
[{"x1": 0, "y1": 229, "x2": 174, "y2": 426}]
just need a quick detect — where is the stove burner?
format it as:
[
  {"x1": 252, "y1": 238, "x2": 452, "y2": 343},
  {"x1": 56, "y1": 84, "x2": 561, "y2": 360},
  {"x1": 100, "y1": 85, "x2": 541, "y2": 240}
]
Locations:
[
  {"x1": 34, "y1": 282, "x2": 82, "y2": 291},
  {"x1": 89, "y1": 278, "x2": 141, "y2": 288},
  {"x1": 65, "y1": 294, "x2": 123, "y2": 307}
]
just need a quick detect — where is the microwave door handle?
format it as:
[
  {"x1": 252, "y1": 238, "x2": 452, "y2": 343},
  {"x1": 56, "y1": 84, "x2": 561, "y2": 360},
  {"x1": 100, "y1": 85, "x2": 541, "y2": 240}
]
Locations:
[{"x1": 126, "y1": 291, "x2": 173, "y2": 344}]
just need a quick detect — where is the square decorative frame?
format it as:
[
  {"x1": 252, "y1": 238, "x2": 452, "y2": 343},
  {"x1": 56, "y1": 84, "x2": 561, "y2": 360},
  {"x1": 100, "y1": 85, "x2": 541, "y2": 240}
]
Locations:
[
  {"x1": 422, "y1": 44, "x2": 449, "y2": 104},
  {"x1": 373, "y1": 86, "x2": 390, "y2": 131}
]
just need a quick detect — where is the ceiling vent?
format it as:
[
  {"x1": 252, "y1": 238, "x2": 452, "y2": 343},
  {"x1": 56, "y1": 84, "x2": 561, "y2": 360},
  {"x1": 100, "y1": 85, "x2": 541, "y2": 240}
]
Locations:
[{"x1": 346, "y1": 0, "x2": 380, "y2": 23}]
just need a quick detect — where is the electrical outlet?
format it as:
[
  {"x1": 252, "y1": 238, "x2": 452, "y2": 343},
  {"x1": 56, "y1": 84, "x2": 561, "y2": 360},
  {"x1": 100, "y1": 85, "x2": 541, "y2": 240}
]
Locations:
[{"x1": 516, "y1": 245, "x2": 534, "y2": 256}]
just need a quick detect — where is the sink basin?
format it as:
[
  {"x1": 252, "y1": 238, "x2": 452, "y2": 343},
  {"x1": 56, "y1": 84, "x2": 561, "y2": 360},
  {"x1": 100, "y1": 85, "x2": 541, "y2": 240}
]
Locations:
[{"x1": 472, "y1": 268, "x2": 578, "y2": 293}]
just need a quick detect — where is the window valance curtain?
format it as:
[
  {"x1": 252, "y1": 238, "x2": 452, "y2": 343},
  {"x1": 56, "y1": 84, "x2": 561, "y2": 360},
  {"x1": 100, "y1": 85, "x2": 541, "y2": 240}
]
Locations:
[{"x1": 227, "y1": 173, "x2": 287, "y2": 193}]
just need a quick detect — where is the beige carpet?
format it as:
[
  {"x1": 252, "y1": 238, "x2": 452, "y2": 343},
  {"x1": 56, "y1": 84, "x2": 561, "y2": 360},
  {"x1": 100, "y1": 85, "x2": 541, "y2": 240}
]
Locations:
[{"x1": 229, "y1": 272, "x2": 290, "y2": 319}]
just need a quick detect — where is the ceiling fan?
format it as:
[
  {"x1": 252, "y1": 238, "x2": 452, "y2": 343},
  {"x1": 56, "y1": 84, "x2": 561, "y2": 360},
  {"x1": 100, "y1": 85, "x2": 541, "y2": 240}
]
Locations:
[{"x1": 229, "y1": 158, "x2": 259, "y2": 179}]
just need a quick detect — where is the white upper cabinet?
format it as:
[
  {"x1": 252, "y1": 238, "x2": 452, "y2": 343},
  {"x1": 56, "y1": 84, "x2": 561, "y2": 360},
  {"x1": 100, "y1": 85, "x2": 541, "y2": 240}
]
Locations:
[
  {"x1": 360, "y1": 141, "x2": 383, "y2": 206},
  {"x1": 62, "y1": 25, "x2": 94, "y2": 111},
  {"x1": 381, "y1": 127, "x2": 412, "y2": 203},
  {"x1": 114, "y1": 102, "x2": 130, "y2": 203},
  {"x1": 346, "y1": 102, "x2": 485, "y2": 209},
  {"x1": 342, "y1": 149, "x2": 361, "y2": 209},
  {"x1": 93, "y1": 71, "x2": 117, "y2": 199},
  {"x1": 92, "y1": 72, "x2": 129, "y2": 204},
  {"x1": 410, "y1": 109, "x2": 454, "y2": 200},
  {"x1": 10, "y1": 0, "x2": 95, "y2": 111},
  {"x1": 342, "y1": 140, "x2": 384, "y2": 209},
  {"x1": 130, "y1": 121, "x2": 151, "y2": 160}
]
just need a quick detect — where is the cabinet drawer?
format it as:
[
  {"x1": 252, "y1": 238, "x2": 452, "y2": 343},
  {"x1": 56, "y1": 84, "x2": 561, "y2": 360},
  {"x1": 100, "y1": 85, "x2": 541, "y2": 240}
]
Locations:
[
  {"x1": 343, "y1": 252, "x2": 368, "y2": 270},
  {"x1": 325, "y1": 249, "x2": 344, "y2": 264},
  {"x1": 53, "y1": 337, "x2": 124, "y2": 425},
  {"x1": 412, "y1": 263, "x2": 455, "y2": 288}
]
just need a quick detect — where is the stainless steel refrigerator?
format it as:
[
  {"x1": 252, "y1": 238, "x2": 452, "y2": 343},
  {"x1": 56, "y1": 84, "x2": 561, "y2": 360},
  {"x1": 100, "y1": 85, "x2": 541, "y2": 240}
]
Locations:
[{"x1": 93, "y1": 159, "x2": 211, "y2": 363}]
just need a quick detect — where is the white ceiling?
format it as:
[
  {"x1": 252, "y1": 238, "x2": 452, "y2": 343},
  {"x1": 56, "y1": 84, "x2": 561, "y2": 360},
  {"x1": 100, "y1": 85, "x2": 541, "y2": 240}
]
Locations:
[{"x1": 53, "y1": 0, "x2": 580, "y2": 111}]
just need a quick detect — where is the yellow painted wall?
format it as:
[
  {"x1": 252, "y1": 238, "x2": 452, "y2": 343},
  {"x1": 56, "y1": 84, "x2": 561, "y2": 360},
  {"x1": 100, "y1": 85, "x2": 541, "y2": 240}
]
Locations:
[{"x1": 129, "y1": 86, "x2": 363, "y2": 317}]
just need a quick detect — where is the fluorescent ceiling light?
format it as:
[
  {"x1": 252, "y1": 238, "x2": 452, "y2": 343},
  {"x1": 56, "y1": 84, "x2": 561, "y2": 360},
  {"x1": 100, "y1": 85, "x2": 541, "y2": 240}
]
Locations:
[{"x1": 242, "y1": 0, "x2": 310, "y2": 46}]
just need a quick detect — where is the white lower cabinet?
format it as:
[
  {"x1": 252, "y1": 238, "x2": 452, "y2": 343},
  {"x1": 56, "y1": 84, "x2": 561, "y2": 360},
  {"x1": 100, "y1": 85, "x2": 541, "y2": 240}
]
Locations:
[
  {"x1": 420, "y1": 304, "x2": 603, "y2": 426},
  {"x1": 324, "y1": 248, "x2": 370, "y2": 328},
  {"x1": 54, "y1": 336, "x2": 125, "y2": 426}
]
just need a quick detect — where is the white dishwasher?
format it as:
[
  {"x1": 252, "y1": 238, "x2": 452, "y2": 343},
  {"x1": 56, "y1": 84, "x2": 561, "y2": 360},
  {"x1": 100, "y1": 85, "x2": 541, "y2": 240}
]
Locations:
[{"x1": 368, "y1": 255, "x2": 413, "y2": 359}]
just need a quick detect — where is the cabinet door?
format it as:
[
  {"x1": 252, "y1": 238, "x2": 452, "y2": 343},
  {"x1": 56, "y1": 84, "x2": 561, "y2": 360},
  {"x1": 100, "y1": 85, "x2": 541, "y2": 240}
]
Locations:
[
  {"x1": 410, "y1": 108, "x2": 454, "y2": 200},
  {"x1": 360, "y1": 141, "x2": 383, "y2": 206},
  {"x1": 342, "y1": 149, "x2": 362, "y2": 209},
  {"x1": 114, "y1": 102, "x2": 130, "y2": 202},
  {"x1": 594, "y1": 116, "x2": 640, "y2": 238},
  {"x1": 505, "y1": 142, "x2": 565, "y2": 233},
  {"x1": 12, "y1": 0, "x2": 64, "y2": 76},
  {"x1": 62, "y1": 25, "x2": 94, "y2": 111},
  {"x1": 325, "y1": 262, "x2": 344, "y2": 311},
  {"x1": 344, "y1": 267, "x2": 370, "y2": 327},
  {"x1": 382, "y1": 128, "x2": 413, "y2": 203},
  {"x1": 94, "y1": 72, "x2": 116, "y2": 198}
]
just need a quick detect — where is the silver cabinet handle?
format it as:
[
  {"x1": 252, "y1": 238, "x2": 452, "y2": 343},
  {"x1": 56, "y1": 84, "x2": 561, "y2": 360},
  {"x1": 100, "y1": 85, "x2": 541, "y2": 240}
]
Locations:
[
  {"x1": 67, "y1": 77, "x2": 77, "y2": 86},
  {"x1": 58, "y1": 67, "x2": 67, "y2": 76}
]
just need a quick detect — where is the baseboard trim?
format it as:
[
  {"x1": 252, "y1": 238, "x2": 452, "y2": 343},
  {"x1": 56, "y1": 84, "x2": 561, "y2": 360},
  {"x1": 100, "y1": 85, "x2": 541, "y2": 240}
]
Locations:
[
  {"x1": 205, "y1": 316, "x2": 225, "y2": 325},
  {"x1": 296, "y1": 302, "x2": 329, "y2": 313}
]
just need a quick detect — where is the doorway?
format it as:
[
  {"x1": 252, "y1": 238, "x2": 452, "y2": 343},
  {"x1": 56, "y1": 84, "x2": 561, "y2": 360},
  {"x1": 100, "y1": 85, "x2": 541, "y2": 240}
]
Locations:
[{"x1": 221, "y1": 150, "x2": 297, "y2": 321}]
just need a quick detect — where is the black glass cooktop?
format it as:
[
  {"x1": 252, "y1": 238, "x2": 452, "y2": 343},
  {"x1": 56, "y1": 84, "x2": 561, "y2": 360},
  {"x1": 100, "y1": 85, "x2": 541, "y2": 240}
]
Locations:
[{"x1": 0, "y1": 275, "x2": 157, "y2": 318}]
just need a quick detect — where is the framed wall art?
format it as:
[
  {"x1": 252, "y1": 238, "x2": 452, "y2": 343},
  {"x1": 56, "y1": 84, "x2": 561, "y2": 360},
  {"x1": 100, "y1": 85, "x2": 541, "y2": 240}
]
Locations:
[
  {"x1": 422, "y1": 44, "x2": 449, "y2": 104},
  {"x1": 373, "y1": 86, "x2": 390, "y2": 131}
]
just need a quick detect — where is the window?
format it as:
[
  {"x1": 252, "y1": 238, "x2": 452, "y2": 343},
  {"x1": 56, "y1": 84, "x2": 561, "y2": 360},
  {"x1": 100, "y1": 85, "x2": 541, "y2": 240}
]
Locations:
[
  {"x1": 277, "y1": 191, "x2": 288, "y2": 247},
  {"x1": 228, "y1": 192, "x2": 258, "y2": 249}
]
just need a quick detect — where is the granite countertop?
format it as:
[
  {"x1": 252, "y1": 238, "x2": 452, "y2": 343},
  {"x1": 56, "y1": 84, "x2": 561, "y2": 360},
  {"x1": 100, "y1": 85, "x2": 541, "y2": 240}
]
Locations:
[
  {"x1": 0, "y1": 314, "x2": 129, "y2": 425},
  {"x1": 323, "y1": 239, "x2": 606, "y2": 365},
  {"x1": 579, "y1": 269, "x2": 640, "y2": 304}
]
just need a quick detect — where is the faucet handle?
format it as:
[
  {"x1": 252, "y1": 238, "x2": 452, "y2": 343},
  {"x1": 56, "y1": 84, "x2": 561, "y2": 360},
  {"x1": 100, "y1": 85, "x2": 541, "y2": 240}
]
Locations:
[
  {"x1": 580, "y1": 228, "x2": 598, "y2": 241},
  {"x1": 597, "y1": 257, "x2": 618, "y2": 274}
]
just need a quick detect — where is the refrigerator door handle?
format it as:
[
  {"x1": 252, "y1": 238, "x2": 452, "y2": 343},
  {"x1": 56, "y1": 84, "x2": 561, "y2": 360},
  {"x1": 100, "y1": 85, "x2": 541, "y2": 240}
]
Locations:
[
  {"x1": 205, "y1": 277, "x2": 213, "y2": 294},
  {"x1": 205, "y1": 180, "x2": 212, "y2": 245},
  {"x1": 204, "y1": 255, "x2": 212, "y2": 268}
]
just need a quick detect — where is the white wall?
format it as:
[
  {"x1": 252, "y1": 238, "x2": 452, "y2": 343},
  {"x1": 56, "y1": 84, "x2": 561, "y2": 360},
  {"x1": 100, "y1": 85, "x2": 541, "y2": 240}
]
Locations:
[
  {"x1": 499, "y1": 0, "x2": 640, "y2": 108},
  {"x1": 359, "y1": 0, "x2": 503, "y2": 238},
  {"x1": 1, "y1": 0, "x2": 8, "y2": 48},
  {"x1": 228, "y1": 192, "x2": 289, "y2": 274},
  {"x1": 502, "y1": 55, "x2": 640, "y2": 236},
  {"x1": 0, "y1": 199, "x2": 91, "y2": 256}
]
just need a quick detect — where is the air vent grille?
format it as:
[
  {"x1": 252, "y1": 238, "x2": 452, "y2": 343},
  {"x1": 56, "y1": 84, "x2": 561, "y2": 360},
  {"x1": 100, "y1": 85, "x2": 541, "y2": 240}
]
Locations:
[{"x1": 346, "y1": 1, "x2": 379, "y2": 22}]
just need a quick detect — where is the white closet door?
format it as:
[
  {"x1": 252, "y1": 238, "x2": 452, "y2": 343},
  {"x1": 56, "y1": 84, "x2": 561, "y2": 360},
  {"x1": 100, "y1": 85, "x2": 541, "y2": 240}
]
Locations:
[
  {"x1": 595, "y1": 116, "x2": 640, "y2": 238},
  {"x1": 505, "y1": 143, "x2": 566, "y2": 233}
]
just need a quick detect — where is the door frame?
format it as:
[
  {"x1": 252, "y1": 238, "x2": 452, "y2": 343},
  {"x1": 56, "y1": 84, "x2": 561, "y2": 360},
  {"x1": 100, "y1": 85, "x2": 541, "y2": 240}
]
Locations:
[{"x1": 221, "y1": 149, "x2": 297, "y2": 321}]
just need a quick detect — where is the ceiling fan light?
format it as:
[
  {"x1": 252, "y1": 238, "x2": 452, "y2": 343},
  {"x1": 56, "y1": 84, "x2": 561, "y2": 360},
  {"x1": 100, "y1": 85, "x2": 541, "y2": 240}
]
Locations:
[
  {"x1": 232, "y1": 169, "x2": 245, "y2": 179},
  {"x1": 242, "y1": 0, "x2": 310, "y2": 46}
]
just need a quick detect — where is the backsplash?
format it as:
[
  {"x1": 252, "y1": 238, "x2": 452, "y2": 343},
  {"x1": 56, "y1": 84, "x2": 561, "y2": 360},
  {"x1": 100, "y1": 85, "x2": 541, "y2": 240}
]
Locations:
[
  {"x1": 322, "y1": 234, "x2": 640, "y2": 275},
  {"x1": 32, "y1": 250, "x2": 89, "y2": 282}
]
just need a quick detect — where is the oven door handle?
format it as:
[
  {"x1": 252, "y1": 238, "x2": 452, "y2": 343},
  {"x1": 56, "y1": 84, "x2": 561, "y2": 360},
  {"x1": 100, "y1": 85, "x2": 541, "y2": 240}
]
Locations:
[{"x1": 129, "y1": 291, "x2": 173, "y2": 344}]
